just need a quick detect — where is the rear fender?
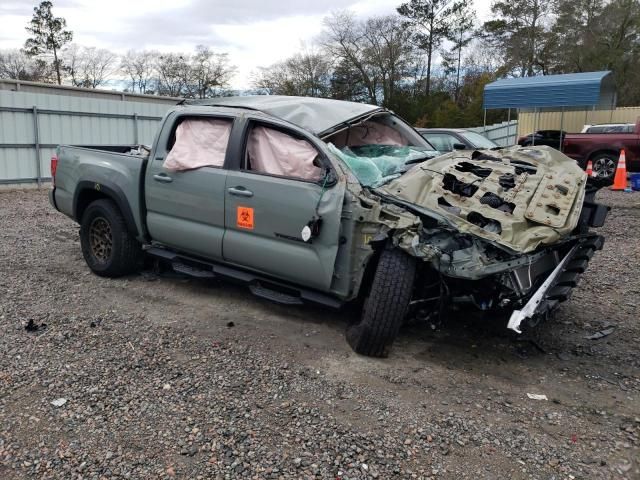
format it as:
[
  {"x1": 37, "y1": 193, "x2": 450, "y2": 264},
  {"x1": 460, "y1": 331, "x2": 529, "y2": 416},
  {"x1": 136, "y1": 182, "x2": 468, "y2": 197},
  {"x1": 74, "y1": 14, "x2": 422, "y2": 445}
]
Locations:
[{"x1": 73, "y1": 181, "x2": 139, "y2": 237}]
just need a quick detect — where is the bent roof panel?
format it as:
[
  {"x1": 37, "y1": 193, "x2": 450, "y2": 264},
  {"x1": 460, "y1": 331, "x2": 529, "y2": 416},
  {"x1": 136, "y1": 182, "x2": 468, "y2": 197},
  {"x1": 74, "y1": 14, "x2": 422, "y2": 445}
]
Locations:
[
  {"x1": 190, "y1": 95, "x2": 382, "y2": 135},
  {"x1": 483, "y1": 71, "x2": 615, "y2": 109}
]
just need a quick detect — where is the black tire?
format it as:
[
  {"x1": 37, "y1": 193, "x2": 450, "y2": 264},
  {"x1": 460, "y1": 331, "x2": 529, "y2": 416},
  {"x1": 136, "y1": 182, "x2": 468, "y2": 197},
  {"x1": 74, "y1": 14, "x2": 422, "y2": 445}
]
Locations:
[
  {"x1": 590, "y1": 152, "x2": 618, "y2": 180},
  {"x1": 79, "y1": 199, "x2": 142, "y2": 277},
  {"x1": 346, "y1": 248, "x2": 417, "y2": 357}
]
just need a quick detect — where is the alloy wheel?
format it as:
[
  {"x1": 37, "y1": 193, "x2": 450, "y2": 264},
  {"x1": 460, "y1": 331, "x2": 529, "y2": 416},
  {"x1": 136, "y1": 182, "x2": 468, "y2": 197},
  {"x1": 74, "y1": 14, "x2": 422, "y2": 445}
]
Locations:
[
  {"x1": 89, "y1": 217, "x2": 112, "y2": 263},
  {"x1": 592, "y1": 157, "x2": 617, "y2": 179}
]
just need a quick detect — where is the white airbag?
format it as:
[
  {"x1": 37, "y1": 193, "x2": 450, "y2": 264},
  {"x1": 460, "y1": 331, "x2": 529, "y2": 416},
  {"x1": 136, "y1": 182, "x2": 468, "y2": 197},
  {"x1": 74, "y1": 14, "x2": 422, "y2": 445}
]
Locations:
[
  {"x1": 248, "y1": 125, "x2": 322, "y2": 181},
  {"x1": 164, "y1": 118, "x2": 232, "y2": 171}
]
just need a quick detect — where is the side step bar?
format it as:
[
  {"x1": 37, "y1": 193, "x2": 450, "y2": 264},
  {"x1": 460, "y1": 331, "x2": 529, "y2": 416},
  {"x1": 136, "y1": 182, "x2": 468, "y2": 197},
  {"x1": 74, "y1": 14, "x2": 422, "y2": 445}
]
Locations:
[
  {"x1": 146, "y1": 246, "x2": 343, "y2": 309},
  {"x1": 249, "y1": 283, "x2": 303, "y2": 305}
]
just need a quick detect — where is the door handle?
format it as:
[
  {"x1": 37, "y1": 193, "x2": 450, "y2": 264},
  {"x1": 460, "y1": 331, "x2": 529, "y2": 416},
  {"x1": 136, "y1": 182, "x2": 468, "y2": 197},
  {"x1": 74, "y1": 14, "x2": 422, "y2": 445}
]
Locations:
[
  {"x1": 227, "y1": 186, "x2": 253, "y2": 197},
  {"x1": 153, "y1": 173, "x2": 173, "y2": 183}
]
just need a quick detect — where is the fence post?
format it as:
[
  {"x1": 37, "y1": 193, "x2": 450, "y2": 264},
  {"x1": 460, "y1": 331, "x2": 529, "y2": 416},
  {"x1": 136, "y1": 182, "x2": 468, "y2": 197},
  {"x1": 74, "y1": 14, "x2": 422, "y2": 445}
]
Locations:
[
  {"x1": 133, "y1": 113, "x2": 139, "y2": 144},
  {"x1": 32, "y1": 105, "x2": 42, "y2": 187},
  {"x1": 559, "y1": 107, "x2": 565, "y2": 152}
]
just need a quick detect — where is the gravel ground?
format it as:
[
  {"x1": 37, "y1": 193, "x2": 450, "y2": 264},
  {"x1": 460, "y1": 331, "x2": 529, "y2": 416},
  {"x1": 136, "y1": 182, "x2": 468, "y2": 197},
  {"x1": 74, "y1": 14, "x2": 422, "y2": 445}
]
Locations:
[{"x1": 0, "y1": 188, "x2": 638, "y2": 480}]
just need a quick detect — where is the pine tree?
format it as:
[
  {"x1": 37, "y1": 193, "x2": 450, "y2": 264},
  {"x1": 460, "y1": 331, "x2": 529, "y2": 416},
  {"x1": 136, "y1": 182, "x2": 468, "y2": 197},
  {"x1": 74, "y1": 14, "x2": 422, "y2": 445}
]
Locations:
[{"x1": 24, "y1": 1, "x2": 73, "y2": 85}]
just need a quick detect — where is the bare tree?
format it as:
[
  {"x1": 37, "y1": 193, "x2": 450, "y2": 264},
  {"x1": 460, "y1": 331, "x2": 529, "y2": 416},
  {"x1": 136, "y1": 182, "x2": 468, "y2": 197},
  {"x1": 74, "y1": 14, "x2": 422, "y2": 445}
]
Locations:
[
  {"x1": 252, "y1": 61, "x2": 294, "y2": 95},
  {"x1": 82, "y1": 47, "x2": 117, "y2": 88},
  {"x1": 155, "y1": 53, "x2": 191, "y2": 97},
  {"x1": 188, "y1": 45, "x2": 236, "y2": 98},
  {"x1": 320, "y1": 11, "x2": 380, "y2": 104},
  {"x1": 252, "y1": 45, "x2": 331, "y2": 97},
  {"x1": 320, "y1": 13, "x2": 415, "y2": 106},
  {"x1": 361, "y1": 15, "x2": 413, "y2": 106},
  {"x1": 0, "y1": 49, "x2": 53, "y2": 81},
  {"x1": 62, "y1": 44, "x2": 117, "y2": 88},
  {"x1": 120, "y1": 50, "x2": 158, "y2": 94}
]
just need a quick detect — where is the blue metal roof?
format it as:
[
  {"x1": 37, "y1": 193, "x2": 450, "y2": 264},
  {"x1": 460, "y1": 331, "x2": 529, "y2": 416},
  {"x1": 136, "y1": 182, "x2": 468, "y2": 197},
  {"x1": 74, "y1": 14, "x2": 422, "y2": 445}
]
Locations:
[{"x1": 483, "y1": 71, "x2": 615, "y2": 109}]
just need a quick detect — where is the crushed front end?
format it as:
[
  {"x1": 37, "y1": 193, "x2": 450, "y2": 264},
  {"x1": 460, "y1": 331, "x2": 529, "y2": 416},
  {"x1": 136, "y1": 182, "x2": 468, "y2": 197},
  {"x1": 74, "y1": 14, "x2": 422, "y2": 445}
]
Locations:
[{"x1": 372, "y1": 146, "x2": 609, "y2": 333}]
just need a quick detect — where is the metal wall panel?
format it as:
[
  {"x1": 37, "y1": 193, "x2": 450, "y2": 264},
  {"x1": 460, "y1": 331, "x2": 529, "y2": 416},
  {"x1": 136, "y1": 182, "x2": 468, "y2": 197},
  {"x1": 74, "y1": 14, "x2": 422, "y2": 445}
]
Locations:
[
  {"x1": 517, "y1": 107, "x2": 640, "y2": 136},
  {"x1": 468, "y1": 120, "x2": 518, "y2": 146},
  {"x1": 0, "y1": 79, "x2": 181, "y2": 104},
  {"x1": 0, "y1": 89, "x2": 172, "y2": 184}
]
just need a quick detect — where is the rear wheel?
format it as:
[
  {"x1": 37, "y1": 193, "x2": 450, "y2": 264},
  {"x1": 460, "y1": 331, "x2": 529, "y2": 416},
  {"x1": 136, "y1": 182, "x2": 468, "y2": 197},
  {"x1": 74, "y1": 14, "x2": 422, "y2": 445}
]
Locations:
[
  {"x1": 346, "y1": 248, "x2": 417, "y2": 357},
  {"x1": 591, "y1": 152, "x2": 618, "y2": 180},
  {"x1": 80, "y1": 199, "x2": 142, "y2": 277}
]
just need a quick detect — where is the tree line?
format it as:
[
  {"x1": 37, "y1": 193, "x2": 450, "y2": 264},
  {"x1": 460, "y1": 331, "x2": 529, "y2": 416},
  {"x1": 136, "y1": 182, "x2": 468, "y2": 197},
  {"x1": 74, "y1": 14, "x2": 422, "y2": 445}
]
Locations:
[
  {"x1": 0, "y1": 2, "x2": 236, "y2": 99},
  {"x1": 1, "y1": 0, "x2": 639, "y2": 128}
]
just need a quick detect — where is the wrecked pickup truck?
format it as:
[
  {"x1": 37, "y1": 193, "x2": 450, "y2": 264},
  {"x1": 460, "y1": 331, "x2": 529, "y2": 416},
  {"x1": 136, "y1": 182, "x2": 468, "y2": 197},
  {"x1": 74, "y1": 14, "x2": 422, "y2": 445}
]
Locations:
[{"x1": 49, "y1": 96, "x2": 609, "y2": 357}]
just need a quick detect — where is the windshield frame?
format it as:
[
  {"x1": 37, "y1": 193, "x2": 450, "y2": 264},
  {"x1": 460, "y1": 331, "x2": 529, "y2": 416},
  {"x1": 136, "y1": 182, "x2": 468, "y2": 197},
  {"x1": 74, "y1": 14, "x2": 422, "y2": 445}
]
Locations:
[{"x1": 321, "y1": 111, "x2": 435, "y2": 150}]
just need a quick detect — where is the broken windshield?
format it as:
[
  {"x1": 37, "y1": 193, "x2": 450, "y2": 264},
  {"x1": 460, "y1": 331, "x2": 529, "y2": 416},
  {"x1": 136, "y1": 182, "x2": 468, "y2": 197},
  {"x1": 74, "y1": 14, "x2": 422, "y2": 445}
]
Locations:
[
  {"x1": 328, "y1": 144, "x2": 438, "y2": 187},
  {"x1": 324, "y1": 111, "x2": 438, "y2": 187}
]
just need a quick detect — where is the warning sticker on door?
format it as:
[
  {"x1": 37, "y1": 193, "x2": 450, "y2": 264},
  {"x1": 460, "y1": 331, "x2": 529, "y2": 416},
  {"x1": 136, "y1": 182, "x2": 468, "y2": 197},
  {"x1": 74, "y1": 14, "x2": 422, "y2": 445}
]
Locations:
[{"x1": 236, "y1": 206, "x2": 254, "y2": 230}]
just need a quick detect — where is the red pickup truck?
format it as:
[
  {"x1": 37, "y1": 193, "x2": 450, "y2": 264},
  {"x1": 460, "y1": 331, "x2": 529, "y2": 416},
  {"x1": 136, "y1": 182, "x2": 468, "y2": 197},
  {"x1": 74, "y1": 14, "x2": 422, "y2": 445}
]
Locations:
[{"x1": 562, "y1": 119, "x2": 640, "y2": 179}]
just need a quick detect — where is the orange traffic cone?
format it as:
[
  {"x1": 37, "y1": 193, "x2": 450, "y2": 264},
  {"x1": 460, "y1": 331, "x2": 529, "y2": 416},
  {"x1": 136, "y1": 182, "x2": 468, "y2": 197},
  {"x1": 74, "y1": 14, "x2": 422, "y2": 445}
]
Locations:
[
  {"x1": 586, "y1": 160, "x2": 594, "y2": 177},
  {"x1": 611, "y1": 149, "x2": 628, "y2": 190}
]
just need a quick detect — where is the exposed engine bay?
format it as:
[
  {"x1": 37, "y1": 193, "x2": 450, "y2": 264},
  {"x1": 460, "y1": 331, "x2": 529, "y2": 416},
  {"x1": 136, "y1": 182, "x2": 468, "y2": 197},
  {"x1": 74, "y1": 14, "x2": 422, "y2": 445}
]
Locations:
[{"x1": 345, "y1": 145, "x2": 608, "y2": 334}]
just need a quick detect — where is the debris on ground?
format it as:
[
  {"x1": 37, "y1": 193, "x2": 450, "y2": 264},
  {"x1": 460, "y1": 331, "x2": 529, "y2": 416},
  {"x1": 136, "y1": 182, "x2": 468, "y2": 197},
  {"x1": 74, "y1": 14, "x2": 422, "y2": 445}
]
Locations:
[
  {"x1": 526, "y1": 393, "x2": 548, "y2": 401},
  {"x1": 585, "y1": 326, "x2": 616, "y2": 340},
  {"x1": 24, "y1": 319, "x2": 46, "y2": 332}
]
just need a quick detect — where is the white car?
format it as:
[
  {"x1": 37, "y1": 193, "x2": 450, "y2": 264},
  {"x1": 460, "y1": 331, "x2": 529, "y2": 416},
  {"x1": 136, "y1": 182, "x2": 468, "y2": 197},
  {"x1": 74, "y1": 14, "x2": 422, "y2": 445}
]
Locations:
[{"x1": 581, "y1": 123, "x2": 635, "y2": 133}]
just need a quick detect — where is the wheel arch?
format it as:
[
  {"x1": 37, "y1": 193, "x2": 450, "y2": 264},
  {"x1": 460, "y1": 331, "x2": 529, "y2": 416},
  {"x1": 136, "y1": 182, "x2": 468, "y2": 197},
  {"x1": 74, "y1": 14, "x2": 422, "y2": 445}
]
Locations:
[
  {"x1": 588, "y1": 149, "x2": 619, "y2": 162},
  {"x1": 73, "y1": 181, "x2": 139, "y2": 237},
  {"x1": 351, "y1": 234, "x2": 393, "y2": 302}
]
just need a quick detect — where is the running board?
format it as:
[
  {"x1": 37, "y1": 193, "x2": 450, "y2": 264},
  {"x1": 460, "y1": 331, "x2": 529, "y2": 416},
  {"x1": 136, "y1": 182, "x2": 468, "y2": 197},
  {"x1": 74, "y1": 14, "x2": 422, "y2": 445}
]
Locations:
[
  {"x1": 249, "y1": 283, "x2": 304, "y2": 305},
  {"x1": 172, "y1": 262, "x2": 216, "y2": 279},
  {"x1": 145, "y1": 246, "x2": 343, "y2": 309}
]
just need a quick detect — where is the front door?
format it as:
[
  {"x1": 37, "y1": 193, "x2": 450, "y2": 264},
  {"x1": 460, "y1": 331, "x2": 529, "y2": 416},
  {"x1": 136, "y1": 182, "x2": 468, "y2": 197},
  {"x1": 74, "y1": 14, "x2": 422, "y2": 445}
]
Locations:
[{"x1": 222, "y1": 120, "x2": 345, "y2": 291}]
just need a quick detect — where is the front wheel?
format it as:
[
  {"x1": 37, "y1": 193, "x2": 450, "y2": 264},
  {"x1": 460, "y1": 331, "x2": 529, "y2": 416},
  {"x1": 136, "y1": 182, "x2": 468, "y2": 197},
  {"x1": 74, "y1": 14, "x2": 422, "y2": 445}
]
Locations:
[
  {"x1": 591, "y1": 152, "x2": 618, "y2": 180},
  {"x1": 80, "y1": 199, "x2": 142, "y2": 277},
  {"x1": 346, "y1": 248, "x2": 417, "y2": 357}
]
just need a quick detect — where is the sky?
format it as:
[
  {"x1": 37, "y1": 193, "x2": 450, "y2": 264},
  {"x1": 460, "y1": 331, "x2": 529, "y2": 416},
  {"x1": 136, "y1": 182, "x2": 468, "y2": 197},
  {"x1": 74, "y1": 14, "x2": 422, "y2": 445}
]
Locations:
[{"x1": 0, "y1": 0, "x2": 493, "y2": 89}]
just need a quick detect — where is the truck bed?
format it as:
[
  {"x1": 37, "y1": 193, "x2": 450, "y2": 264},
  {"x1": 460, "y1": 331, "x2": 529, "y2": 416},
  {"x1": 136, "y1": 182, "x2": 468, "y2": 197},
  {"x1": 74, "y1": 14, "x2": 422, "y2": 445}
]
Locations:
[{"x1": 52, "y1": 144, "x2": 150, "y2": 240}]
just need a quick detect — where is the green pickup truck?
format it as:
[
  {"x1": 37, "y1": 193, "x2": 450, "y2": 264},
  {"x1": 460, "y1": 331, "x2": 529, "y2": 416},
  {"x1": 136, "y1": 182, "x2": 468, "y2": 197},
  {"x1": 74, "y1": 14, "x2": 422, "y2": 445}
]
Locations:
[{"x1": 50, "y1": 96, "x2": 609, "y2": 357}]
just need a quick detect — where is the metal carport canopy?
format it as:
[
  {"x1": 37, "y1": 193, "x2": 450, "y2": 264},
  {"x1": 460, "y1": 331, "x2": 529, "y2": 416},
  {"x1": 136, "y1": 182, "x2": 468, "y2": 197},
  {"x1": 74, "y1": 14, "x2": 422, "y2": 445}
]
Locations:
[{"x1": 483, "y1": 71, "x2": 615, "y2": 110}]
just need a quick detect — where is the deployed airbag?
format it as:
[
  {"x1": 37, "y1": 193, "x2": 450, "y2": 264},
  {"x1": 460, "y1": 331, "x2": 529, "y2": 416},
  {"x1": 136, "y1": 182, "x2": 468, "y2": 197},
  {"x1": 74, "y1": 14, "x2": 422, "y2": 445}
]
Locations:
[
  {"x1": 164, "y1": 118, "x2": 232, "y2": 171},
  {"x1": 327, "y1": 120, "x2": 408, "y2": 147},
  {"x1": 248, "y1": 125, "x2": 323, "y2": 181}
]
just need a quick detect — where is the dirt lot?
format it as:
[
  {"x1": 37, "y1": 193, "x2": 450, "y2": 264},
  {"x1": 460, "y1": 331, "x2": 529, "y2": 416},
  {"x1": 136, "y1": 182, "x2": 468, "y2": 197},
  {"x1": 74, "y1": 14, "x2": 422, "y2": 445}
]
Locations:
[{"x1": 0, "y1": 188, "x2": 638, "y2": 479}]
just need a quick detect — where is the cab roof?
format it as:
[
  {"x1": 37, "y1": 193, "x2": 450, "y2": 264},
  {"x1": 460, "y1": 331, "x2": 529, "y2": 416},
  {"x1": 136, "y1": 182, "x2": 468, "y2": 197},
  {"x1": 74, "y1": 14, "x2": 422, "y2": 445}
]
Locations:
[{"x1": 182, "y1": 95, "x2": 383, "y2": 136}]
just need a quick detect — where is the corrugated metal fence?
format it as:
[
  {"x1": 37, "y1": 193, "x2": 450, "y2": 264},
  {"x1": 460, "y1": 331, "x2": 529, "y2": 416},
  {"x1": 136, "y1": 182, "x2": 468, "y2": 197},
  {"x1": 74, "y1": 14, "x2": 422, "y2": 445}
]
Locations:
[
  {"x1": 517, "y1": 107, "x2": 640, "y2": 137},
  {"x1": 469, "y1": 120, "x2": 519, "y2": 146},
  {"x1": 0, "y1": 90, "x2": 175, "y2": 185}
]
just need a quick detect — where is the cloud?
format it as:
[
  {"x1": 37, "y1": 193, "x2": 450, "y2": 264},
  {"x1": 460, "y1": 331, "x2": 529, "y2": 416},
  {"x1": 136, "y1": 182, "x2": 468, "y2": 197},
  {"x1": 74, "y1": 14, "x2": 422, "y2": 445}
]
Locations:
[{"x1": 0, "y1": 0, "x2": 493, "y2": 89}]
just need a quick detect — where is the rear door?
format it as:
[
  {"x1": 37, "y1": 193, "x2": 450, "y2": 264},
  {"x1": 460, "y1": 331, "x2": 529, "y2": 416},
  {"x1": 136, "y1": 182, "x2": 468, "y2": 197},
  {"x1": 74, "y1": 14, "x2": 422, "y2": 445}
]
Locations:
[
  {"x1": 145, "y1": 112, "x2": 235, "y2": 260},
  {"x1": 222, "y1": 117, "x2": 345, "y2": 291}
]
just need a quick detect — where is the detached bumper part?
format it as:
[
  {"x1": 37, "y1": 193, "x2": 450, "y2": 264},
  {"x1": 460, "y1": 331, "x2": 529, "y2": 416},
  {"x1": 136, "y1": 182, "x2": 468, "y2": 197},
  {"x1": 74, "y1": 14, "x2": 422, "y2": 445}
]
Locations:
[
  {"x1": 507, "y1": 235, "x2": 605, "y2": 334},
  {"x1": 507, "y1": 246, "x2": 576, "y2": 333}
]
